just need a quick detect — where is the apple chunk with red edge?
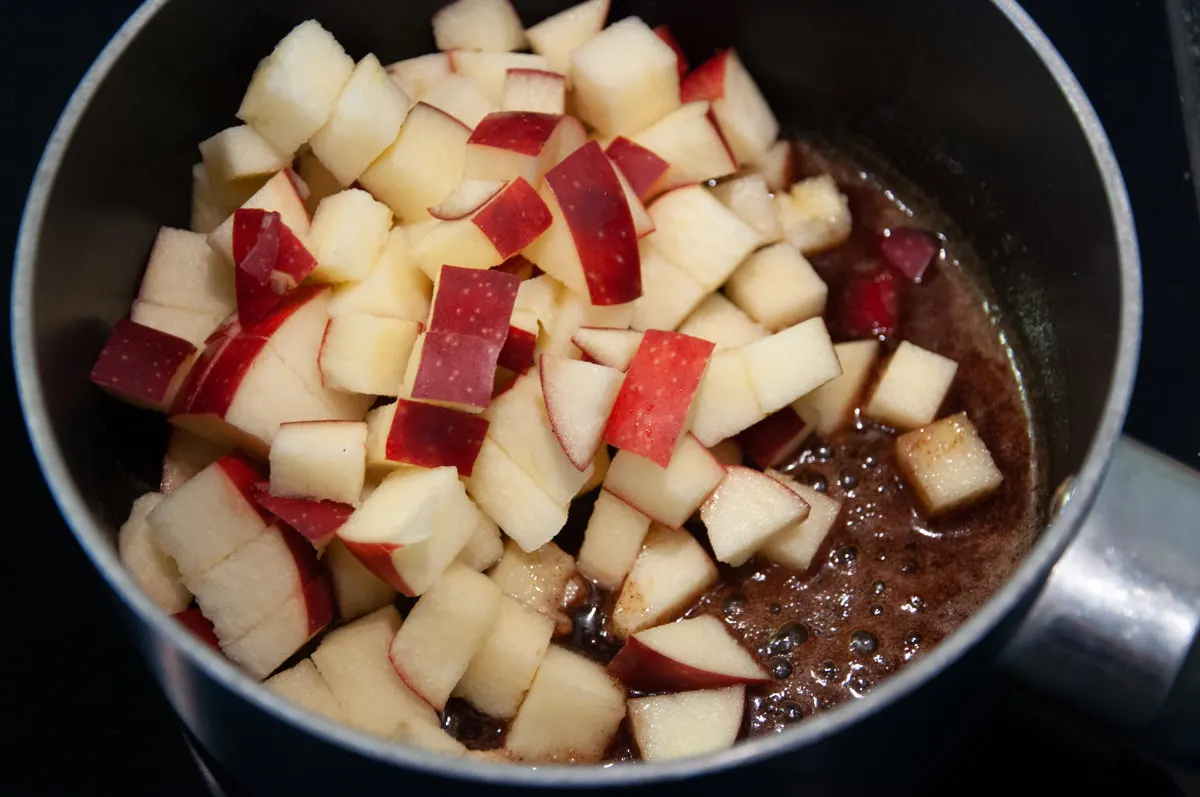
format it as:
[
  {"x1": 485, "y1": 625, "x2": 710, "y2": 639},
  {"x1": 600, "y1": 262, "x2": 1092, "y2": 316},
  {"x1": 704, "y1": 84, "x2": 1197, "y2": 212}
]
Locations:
[
  {"x1": 603, "y1": 434, "x2": 725, "y2": 529},
  {"x1": 502, "y1": 69, "x2": 566, "y2": 114},
  {"x1": 90, "y1": 319, "x2": 196, "y2": 411},
  {"x1": 269, "y1": 420, "x2": 366, "y2": 505},
  {"x1": 208, "y1": 170, "x2": 311, "y2": 265},
  {"x1": 221, "y1": 570, "x2": 333, "y2": 679},
  {"x1": 385, "y1": 398, "x2": 489, "y2": 475},
  {"x1": 576, "y1": 489, "x2": 651, "y2": 590},
  {"x1": 464, "y1": 112, "x2": 585, "y2": 186},
  {"x1": 605, "y1": 137, "x2": 670, "y2": 203},
  {"x1": 761, "y1": 469, "x2": 843, "y2": 571},
  {"x1": 464, "y1": 438, "x2": 569, "y2": 552},
  {"x1": 389, "y1": 562, "x2": 503, "y2": 710},
  {"x1": 628, "y1": 686, "x2": 745, "y2": 762},
  {"x1": 608, "y1": 614, "x2": 768, "y2": 691},
  {"x1": 429, "y1": 265, "x2": 521, "y2": 343},
  {"x1": 454, "y1": 594, "x2": 555, "y2": 719},
  {"x1": 701, "y1": 466, "x2": 811, "y2": 566},
  {"x1": 738, "y1": 404, "x2": 815, "y2": 469},
  {"x1": 252, "y1": 487, "x2": 353, "y2": 550},
  {"x1": 174, "y1": 608, "x2": 221, "y2": 650},
  {"x1": 324, "y1": 538, "x2": 397, "y2": 622},
  {"x1": 680, "y1": 48, "x2": 778, "y2": 163},
  {"x1": 632, "y1": 101, "x2": 738, "y2": 190},
  {"x1": 613, "y1": 525, "x2": 719, "y2": 638},
  {"x1": 540, "y1": 355, "x2": 624, "y2": 470},
  {"x1": 524, "y1": 141, "x2": 641, "y2": 306},
  {"x1": 603, "y1": 330, "x2": 715, "y2": 467},
  {"x1": 404, "y1": 331, "x2": 503, "y2": 413}
]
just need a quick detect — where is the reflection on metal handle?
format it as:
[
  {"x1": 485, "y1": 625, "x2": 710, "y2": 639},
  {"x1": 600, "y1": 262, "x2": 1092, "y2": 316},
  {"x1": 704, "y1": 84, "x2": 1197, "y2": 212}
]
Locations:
[{"x1": 1004, "y1": 436, "x2": 1200, "y2": 760}]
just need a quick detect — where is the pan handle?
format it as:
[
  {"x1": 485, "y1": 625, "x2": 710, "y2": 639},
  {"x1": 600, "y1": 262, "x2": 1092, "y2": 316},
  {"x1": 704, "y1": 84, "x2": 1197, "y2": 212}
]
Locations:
[{"x1": 1002, "y1": 436, "x2": 1200, "y2": 765}]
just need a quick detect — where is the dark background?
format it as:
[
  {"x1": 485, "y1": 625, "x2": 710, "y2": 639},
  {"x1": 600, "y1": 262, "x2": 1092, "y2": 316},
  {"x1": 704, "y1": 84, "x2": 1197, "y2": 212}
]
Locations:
[{"x1": 2, "y1": 1, "x2": 1198, "y2": 794}]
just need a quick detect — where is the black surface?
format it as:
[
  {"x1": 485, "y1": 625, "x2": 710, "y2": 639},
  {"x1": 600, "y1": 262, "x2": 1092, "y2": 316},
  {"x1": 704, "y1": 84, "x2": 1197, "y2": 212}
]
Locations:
[{"x1": 2, "y1": 1, "x2": 1197, "y2": 795}]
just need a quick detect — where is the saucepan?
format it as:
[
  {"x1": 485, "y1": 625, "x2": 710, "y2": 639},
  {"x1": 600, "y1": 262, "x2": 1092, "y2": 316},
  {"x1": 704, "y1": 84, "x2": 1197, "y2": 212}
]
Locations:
[{"x1": 12, "y1": 0, "x2": 1200, "y2": 793}]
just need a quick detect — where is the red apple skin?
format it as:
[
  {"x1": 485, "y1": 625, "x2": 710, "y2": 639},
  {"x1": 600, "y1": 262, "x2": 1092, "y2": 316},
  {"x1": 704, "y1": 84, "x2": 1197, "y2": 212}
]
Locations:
[
  {"x1": 168, "y1": 326, "x2": 236, "y2": 415},
  {"x1": 239, "y1": 284, "x2": 328, "y2": 341},
  {"x1": 300, "y1": 572, "x2": 335, "y2": 636},
  {"x1": 411, "y1": 332, "x2": 502, "y2": 410},
  {"x1": 605, "y1": 138, "x2": 670, "y2": 202},
  {"x1": 214, "y1": 453, "x2": 267, "y2": 505},
  {"x1": 469, "y1": 111, "x2": 563, "y2": 155},
  {"x1": 472, "y1": 177, "x2": 552, "y2": 259},
  {"x1": 253, "y1": 487, "x2": 353, "y2": 548},
  {"x1": 607, "y1": 636, "x2": 772, "y2": 692},
  {"x1": 603, "y1": 330, "x2": 715, "y2": 467},
  {"x1": 174, "y1": 608, "x2": 221, "y2": 650},
  {"x1": 681, "y1": 49, "x2": 729, "y2": 103},
  {"x1": 184, "y1": 334, "x2": 271, "y2": 417},
  {"x1": 493, "y1": 367, "x2": 519, "y2": 399},
  {"x1": 653, "y1": 24, "x2": 689, "y2": 77},
  {"x1": 497, "y1": 325, "x2": 537, "y2": 373},
  {"x1": 738, "y1": 407, "x2": 810, "y2": 469},
  {"x1": 494, "y1": 254, "x2": 536, "y2": 280},
  {"x1": 387, "y1": 653, "x2": 438, "y2": 712},
  {"x1": 706, "y1": 106, "x2": 739, "y2": 167},
  {"x1": 428, "y1": 266, "x2": 521, "y2": 345},
  {"x1": 385, "y1": 398, "x2": 490, "y2": 475},
  {"x1": 234, "y1": 209, "x2": 280, "y2": 285},
  {"x1": 879, "y1": 227, "x2": 940, "y2": 282},
  {"x1": 90, "y1": 319, "x2": 197, "y2": 408},
  {"x1": 338, "y1": 538, "x2": 414, "y2": 595},
  {"x1": 839, "y1": 267, "x2": 899, "y2": 340},
  {"x1": 545, "y1": 141, "x2": 641, "y2": 306},
  {"x1": 234, "y1": 210, "x2": 319, "y2": 325}
]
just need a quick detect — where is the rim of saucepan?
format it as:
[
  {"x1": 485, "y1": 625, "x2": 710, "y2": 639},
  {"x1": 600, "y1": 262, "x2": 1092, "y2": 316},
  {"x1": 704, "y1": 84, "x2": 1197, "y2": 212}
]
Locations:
[{"x1": 12, "y1": 0, "x2": 1141, "y2": 786}]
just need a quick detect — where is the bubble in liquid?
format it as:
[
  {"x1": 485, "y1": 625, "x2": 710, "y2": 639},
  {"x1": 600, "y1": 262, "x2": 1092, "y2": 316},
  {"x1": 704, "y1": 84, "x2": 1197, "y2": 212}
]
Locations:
[
  {"x1": 838, "y1": 472, "x2": 859, "y2": 490},
  {"x1": 815, "y1": 444, "x2": 835, "y2": 462},
  {"x1": 831, "y1": 546, "x2": 857, "y2": 568},
  {"x1": 780, "y1": 701, "x2": 805, "y2": 722},
  {"x1": 905, "y1": 632, "x2": 922, "y2": 647},
  {"x1": 771, "y1": 658, "x2": 793, "y2": 679},
  {"x1": 849, "y1": 630, "x2": 879, "y2": 656},
  {"x1": 769, "y1": 602, "x2": 783, "y2": 614},
  {"x1": 808, "y1": 473, "x2": 829, "y2": 493},
  {"x1": 862, "y1": 455, "x2": 878, "y2": 470},
  {"x1": 820, "y1": 661, "x2": 838, "y2": 680},
  {"x1": 769, "y1": 621, "x2": 808, "y2": 655},
  {"x1": 868, "y1": 604, "x2": 883, "y2": 617},
  {"x1": 873, "y1": 580, "x2": 886, "y2": 595},
  {"x1": 722, "y1": 593, "x2": 748, "y2": 618}
]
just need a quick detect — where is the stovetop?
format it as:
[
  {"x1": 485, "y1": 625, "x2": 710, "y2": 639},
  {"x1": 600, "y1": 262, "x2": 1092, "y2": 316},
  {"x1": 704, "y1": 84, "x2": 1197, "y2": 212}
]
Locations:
[{"x1": 3, "y1": 1, "x2": 1198, "y2": 794}]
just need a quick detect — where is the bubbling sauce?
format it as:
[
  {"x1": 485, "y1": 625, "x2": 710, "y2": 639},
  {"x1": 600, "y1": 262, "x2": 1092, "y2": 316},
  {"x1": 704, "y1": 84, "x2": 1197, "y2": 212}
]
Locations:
[{"x1": 441, "y1": 141, "x2": 1044, "y2": 758}]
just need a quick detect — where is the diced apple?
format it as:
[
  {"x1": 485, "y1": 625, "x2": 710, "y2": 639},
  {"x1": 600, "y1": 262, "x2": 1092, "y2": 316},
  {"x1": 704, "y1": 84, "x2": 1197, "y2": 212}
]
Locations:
[
  {"x1": 653, "y1": 24, "x2": 688, "y2": 77},
  {"x1": 269, "y1": 420, "x2": 366, "y2": 505},
  {"x1": 208, "y1": 170, "x2": 311, "y2": 265},
  {"x1": 455, "y1": 595, "x2": 555, "y2": 718},
  {"x1": 232, "y1": 208, "x2": 319, "y2": 325},
  {"x1": 327, "y1": 228, "x2": 432, "y2": 324},
  {"x1": 137, "y1": 227, "x2": 236, "y2": 316},
  {"x1": 738, "y1": 405, "x2": 816, "y2": 469},
  {"x1": 252, "y1": 489, "x2": 353, "y2": 550},
  {"x1": 161, "y1": 428, "x2": 232, "y2": 493},
  {"x1": 265, "y1": 658, "x2": 345, "y2": 722},
  {"x1": 454, "y1": 52, "x2": 550, "y2": 105},
  {"x1": 236, "y1": 20, "x2": 354, "y2": 157},
  {"x1": 690, "y1": 348, "x2": 764, "y2": 446},
  {"x1": 570, "y1": 17, "x2": 680, "y2": 136},
  {"x1": 336, "y1": 466, "x2": 477, "y2": 595},
  {"x1": 389, "y1": 562, "x2": 503, "y2": 709},
  {"x1": 514, "y1": 274, "x2": 562, "y2": 334},
  {"x1": 681, "y1": 49, "x2": 777, "y2": 164},
  {"x1": 419, "y1": 73, "x2": 498, "y2": 128},
  {"x1": 489, "y1": 539, "x2": 576, "y2": 617},
  {"x1": 464, "y1": 438, "x2": 569, "y2": 551},
  {"x1": 840, "y1": 266, "x2": 899, "y2": 340},
  {"x1": 605, "y1": 136, "x2": 670, "y2": 203},
  {"x1": 540, "y1": 355, "x2": 624, "y2": 470},
  {"x1": 726, "y1": 242, "x2": 828, "y2": 332},
  {"x1": 608, "y1": 614, "x2": 767, "y2": 691},
  {"x1": 359, "y1": 103, "x2": 472, "y2": 223},
  {"x1": 402, "y1": 331, "x2": 502, "y2": 412},
  {"x1": 502, "y1": 68, "x2": 566, "y2": 114},
  {"x1": 430, "y1": 265, "x2": 522, "y2": 343},
  {"x1": 896, "y1": 413, "x2": 1003, "y2": 516},
  {"x1": 571, "y1": 327, "x2": 643, "y2": 370},
  {"x1": 457, "y1": 505, "x2": 505, "y2": 571},
  {"x1": 761, "y1": 470, "x2": 842, "y2": 570},
  {"x1": 386, "y1": 53, "x2": 453, "y2": 98},
  {"x1": 200, "y1": 125, "x2": 289, "y2": 184},
  {"x1": 603, "y1": 330, "x2": 714, "y2": 466},
  {"x1": 505, "y1": 645, "x2": 625, "y2": 762},
  {"x1": 118, "y1": 493, "x2": 192, "y2": 614},
  {"x1": 526, "y1": 0, "x2": 609, "y2": 75},
  {"x1": 325, "y1": 538, "x2": 397, "y2": 622},
  {"x1": 795, "y1": 340, "x2": 880, "y2": 435},
  {"x1": 613, "y1": 525, "x2": 719, "y2": 637},
  {"x1": 879, "y1": 227, "x2": 941, "y2": 282},
  {"x1": 131, "y1": 302, "x2": 227, "y2": 349},
  {"x1": 701, "y1": 466, "x2": 810, "y2": 565},
  {"x1": 498, "y1": 317, "x2": 538, "y2": 374},
  {"x1": 647, "y1": 185, "x2": 759, "y2": 291},
  {"x1": 633, "y1": 101, "x2": 738, "y2": 189},
  {"x1": 865, "y1": 341, "x2": 958, "y2": 430},
  {"x1": 174, "y1": 607, "x2": 221, "y2": 649},
  {"x1": 677, "y1": 293, "x2": 766, "y2": 353},
  {"x1": 576, "y1": 489, "x2": 651, "y2": 589},
  {"x1": 604, "y1": 435, "x2": 725, "y2": 528},
  {"x1": 90, "y1": 320, "x2": 196, "y2": 411},
  {"x1": 295, "y1": 147, "x2": 343, "y2": 216},
  {"x1": 611, "y1": 162, "x2": 655, "y2": 240},
  {"x1": 775, "y1": 174, "x2": 852, "y2": 254},
  {"x1": 433, "y1": 0, "x2": 527, "y2": 52},
  {"x1": 384, "y1": 398, "x2": 489, "y2": 474},
  {"x1": 317, "y1": 315, "x2": 419, "y2": 396},
  {"x1": 463, "y1": 108, "x2": 583, "y2": 185},
  {"x1": 307, "y1": 189, "x2": 393, "y2": 283},
  {"x1": 628, "y1": 246, "x2": 707, "y2": 334},
  {"x1": 311, "y1": 606, "x2": 441, "y2": 736},
  {"x1": 627, "y1": 687, "x2": 744, "y2": 761},
  {"x1": 755, "y1": 140, "x2": 793, "y2": 192},
  {"x1": 310, "y1": 54, "x2": 412, "y2": 186},
  {"x1": 708, "y1": 438, "x2": 743, "y2": 467},
  {"x1": 711, "y1": 174, "x2": 781, "y2": 244},
  {"x1": 221, "y1": 572, "x2": 333, "y2": 679},
  {"x1": 580, "y1": 440, "x2": 611, "y2": 494},
  {"x1": 742, "y1": 317, "x2": 841, "y2": 414},
  {"x1": 190, "y1": 164, "x2": 258, "y2": 234}
]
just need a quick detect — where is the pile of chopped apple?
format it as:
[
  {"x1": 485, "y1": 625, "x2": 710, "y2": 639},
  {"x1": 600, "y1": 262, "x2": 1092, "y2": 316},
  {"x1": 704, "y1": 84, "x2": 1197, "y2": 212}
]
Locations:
[{"x1": 93, "y1": 0, "x2": 1004, "y2": 766}]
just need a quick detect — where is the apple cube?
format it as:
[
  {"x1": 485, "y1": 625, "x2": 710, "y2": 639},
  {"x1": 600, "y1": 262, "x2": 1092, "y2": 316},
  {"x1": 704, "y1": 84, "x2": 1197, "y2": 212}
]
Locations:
[
  {"x1": 311, "y1": 606, "x2": 441, "y2": 736},
  {"x1": 190, "y1": 164, "x2": 257, "y2": 234},
  {"x1": 628, "y1": 247, "x2": 706, "y2": 334},
  {"x1": 505, "y1": 645, "x2": 625, "y2": 762},
  {"x1": 433, "y1": 0, "x2": 527, "y2": 52},
  {"x1": 633, "y1": 101, "x2": 738, "y2": 189},
  {"x1": 612, "y1": 163, "x2": 655, "y2": 238},
  {"x1": 269, "y1": 420, "x2": 366, "y2": 505},
  {"x1": 502, "y1": 68, "x2": 566, "y2": 114},
  {"x1": 457, "y1": 505, "x2": 505, "y2": 571},
  {"x1": 701, "y1": 466, "x2": 810, "y2": 566},
  {"x1": 464, "y1": 438, "x2": 569, "y2": 551},
  {"x1": 571, "y1": 327, "x2": 643, "y2": 370},
  {"x1": 690, "y1": 348, "x2": 765, "y2": 447},
  {"x1": 896, "y1": 413, "x2": 1003, "y2": 516},
  {"x1": 385, "y1": 398, "x2": 489, "y2": 475},
  {"x1": 265, "y1": 658, "x2": 345, "y2": 722},
  {"x1": 236, "y1": 20, "x2": 354, "y2": 157},
  {"x1": 419, "y1": 73, "x2": 498, "y2": 129},
  {"x1": 627, "y1": 687, "x2": 744, "y2": 761},
  {"x1": 608, "y1": 614, "x2": 767, "y2": 691},
  {"x1": 677, "y1": 293, "x2": 766, "y2": 353},
  {"x1": 742, "y1": 317, "x2": 841, "y2": 414},
  {"x1": 865, "y1": 341, "x2": 958, "y2": 430},
  {"x1": 309, "y1": 54, "x2": 412, "y2": 186},
  {"x1": 795, "y1": 340, "x2": 880, "y2": 435},
  {"x1": 359, "y1": 103, "x2": 472, "y2": 223},
  {"x1": 738, "y1": 405, "x2": 816, "y2": 469},
  {"x1": 453, "y1": 52, "x2": 550, "y2": 105},
  {"x1": 137, "y1": 226, "x2": 236, "y2": 316},
  {"x1": 489, "y1": 539, "x2": 576, "y2": 618},
  {"x1": 524, "y1": 141, "x2": 641, "y2": 305},
  {"x1": 199, "y1": 125, "x2": 289, "y2": 184},
  {"x1": 540, "y1": 355, "x2": 624, "y2": 470},
  {"x1": 389, "y1": 562, "x2": 503, "y2": 709},
  {"x1": 647, "y1": 185, "x2": 759, "y2": 291},
  {"x1": 130, "y1": 302, "x2": 227, "y2": 349},
  {"x1": 576, "y1": 489, "x2": 651, "y2": 589},
  {"x1": 604, "y1": 435, "x2": 725, "y2": 528},
  {"x1": 232, "y1": 208, "x2": 320, "y2": 325},
  {"x1": 307, "y1": 189, "x2": 393, "y2": 283},
  {"x1": 252, "y1": 488, "x2": 353, "y2": 551},
  {"x1": 681, "y1": 49, "x2": 778, "y2": 163},
  {"x1": 533, "y1": 289, "x2": 587, "y2": 359},
  {"x1": 161, "y1": 428, "x2": 232, "y2": 493},
  {"x1": 118, "y1": 493, "x2": 192, "y2": 614},
  {"x1": 605, "y1": 136, "x2": 670, "y2": 203},
  {"x1": 207, "y1": 170, "x2": 311, "y2": 266},
  {"x1": 221, "y1": 572, "x2": 333, "y2": 679},
  {"x1": 430, "y1": 264, "x2": 522, "y2": 343},
  {"x1": 613, "y1": 525, "x2": 719, "y2": 637},
  {"x1": 455, "y1": 595, "x2": 555, "y2": 718},
  {"x1": 653, "y1": 23, "x2": 688, "y2": 76},
  {"x1": 402, "y1": 331, "x2": 502, "y2": 412},
  {"x1": 90, "y1": 320, "x2": 196, "y2": 411},
  {"x1": 603, "y1": 330, "x2": 714, "y2": 466},
  {"x1": 726, "y1": 243, "x2": 828, "y2": 332},
  {"x1": 174, "y1": 607, "x2": 221, "y2": 649},
  {"x1": 317, "y1": 315, "x2": 419, "y2": 397},
  {"x1": 761, "y1": 470, "x2": 843, "y2": 570},
  {"x1": 328, "y1": 228, "x2": 432, "y2": 324},
  {"x1": 463, "y1": 110, "x2": 581, "y2": 188},
  {"x1": 879, "y1": 227, "x2": 941, "y2": 282},
  {"x1": 710, "y1": 174, "x2": 781, "y2": 244},
  {"x1": 386, "y1": 53, "x2": 453, "y2": 98},
  {"x1": 755, "y1": 140, "x2": 793, "y2": 192},
  {"x1": 325, "y1": 538, "x2": 397, "y2": 622},
  {"x1": 336, "y1": 466, "x2": 477, "y2": 595},
  {"x1": 708, "y1": 438, "x2": 743, "y2": 467},
  {"x1": 525, "y1": 0, "x2": 609, "y2": 75},
  {"x1": 775, "y1": 174, "x2": 852, "y2": 254},
  {"x1": 570, "y1": 17, "x2": 680, "y2": 136},
  {"x1": 498, "y1": 317, "x2": 538, "y2": 374}
]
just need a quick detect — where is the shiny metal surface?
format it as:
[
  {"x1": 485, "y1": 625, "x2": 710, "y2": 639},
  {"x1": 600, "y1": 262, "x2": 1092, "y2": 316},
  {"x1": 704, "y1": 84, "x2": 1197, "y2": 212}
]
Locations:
[{"x1": 1006, "y1": 438, "x2": 1200, "y2": 748}]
